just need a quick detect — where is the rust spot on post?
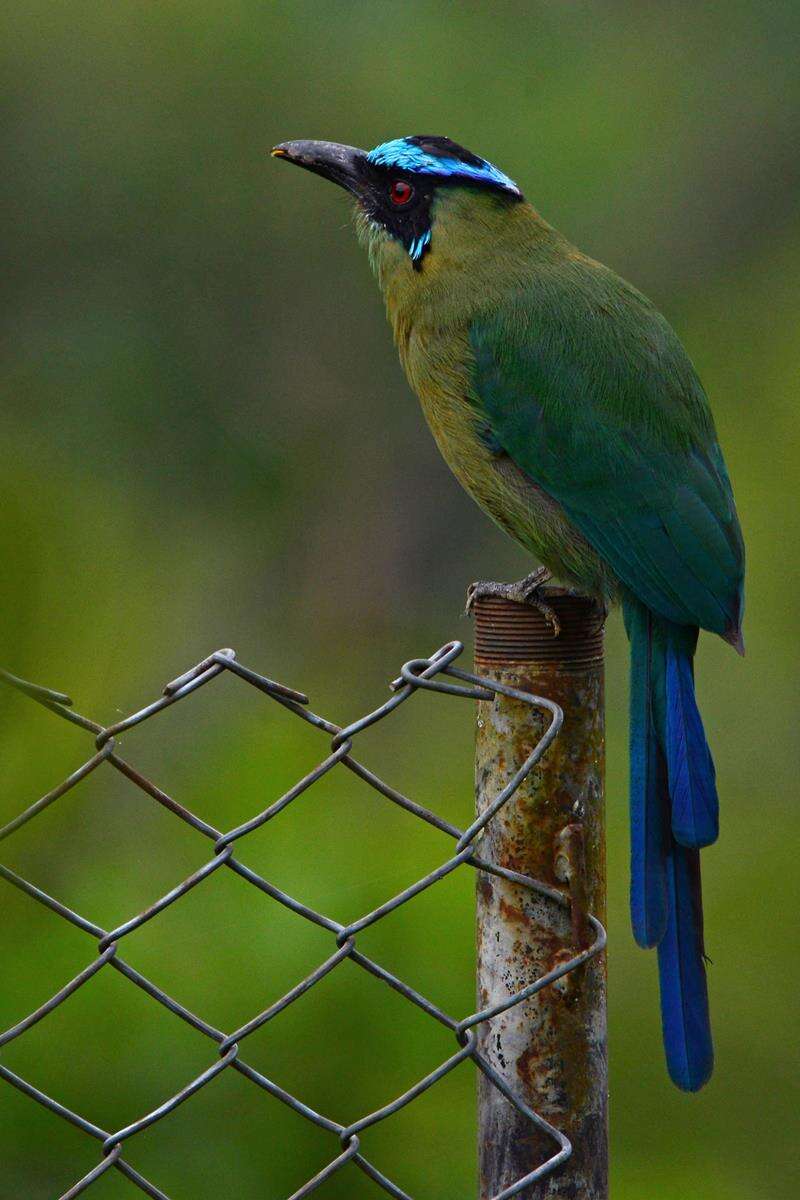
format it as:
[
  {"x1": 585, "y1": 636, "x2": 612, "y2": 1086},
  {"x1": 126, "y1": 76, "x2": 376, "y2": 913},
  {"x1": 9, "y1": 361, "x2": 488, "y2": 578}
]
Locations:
[
  {"x1": 474, "y1": 589, "x2": 607, "y2": 1200},
  {"x1": 555, "y1": 824, "x2": 590, "y2": 952}
]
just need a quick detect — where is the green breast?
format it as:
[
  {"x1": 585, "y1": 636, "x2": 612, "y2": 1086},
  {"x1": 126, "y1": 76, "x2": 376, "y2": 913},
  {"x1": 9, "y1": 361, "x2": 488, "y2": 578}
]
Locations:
[{"x1": 364, "y1": 189, "x2": 611, "y2": 598}]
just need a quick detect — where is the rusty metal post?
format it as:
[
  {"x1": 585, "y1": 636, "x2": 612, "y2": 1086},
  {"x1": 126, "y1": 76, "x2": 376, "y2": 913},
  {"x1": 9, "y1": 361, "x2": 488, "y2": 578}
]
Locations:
[{"x1": 474, "y1": 589, "x2": 607, "y2": 1199}]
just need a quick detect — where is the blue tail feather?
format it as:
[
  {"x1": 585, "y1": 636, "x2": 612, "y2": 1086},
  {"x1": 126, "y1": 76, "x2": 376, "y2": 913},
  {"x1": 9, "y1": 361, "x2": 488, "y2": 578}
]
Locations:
[
  {"x1": 625, "y1": 602, "x2": 668, "y2": 948},
  {"x1": 624, "y1": 596, "x2": 715, "y2": 1089},
  {"x1": 665, "y1": 644, "x2": 719, "y2": 847},
  {"x1": 657, "y1": 844, "x2": 714, "y2": 1091}
]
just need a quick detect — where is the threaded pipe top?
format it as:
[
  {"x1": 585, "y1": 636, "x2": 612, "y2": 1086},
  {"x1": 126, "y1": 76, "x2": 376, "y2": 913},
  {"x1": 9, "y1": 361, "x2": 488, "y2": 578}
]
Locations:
[{"x1": 473, "y1": 590, "x2": 604, "y2": 670}]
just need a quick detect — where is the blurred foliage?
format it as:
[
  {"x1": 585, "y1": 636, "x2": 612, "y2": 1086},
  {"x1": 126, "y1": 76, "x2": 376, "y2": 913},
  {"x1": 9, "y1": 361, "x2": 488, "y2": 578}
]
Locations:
[{"x1": 1, "y1": 2, "x2": 798, "y2": 1197}]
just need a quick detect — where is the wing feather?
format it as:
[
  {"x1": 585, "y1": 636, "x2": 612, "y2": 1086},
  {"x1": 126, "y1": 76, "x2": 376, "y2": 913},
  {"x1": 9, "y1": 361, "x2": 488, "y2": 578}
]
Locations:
[{"x1": 469, "y1": 269, "x2": 744, "y2": 635}]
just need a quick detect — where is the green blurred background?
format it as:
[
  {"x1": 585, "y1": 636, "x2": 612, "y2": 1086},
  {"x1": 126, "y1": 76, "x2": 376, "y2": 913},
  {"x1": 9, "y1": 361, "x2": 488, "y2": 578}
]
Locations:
[{"x1": 1, "y1": 2, "x2": 798, "y2": 1197}]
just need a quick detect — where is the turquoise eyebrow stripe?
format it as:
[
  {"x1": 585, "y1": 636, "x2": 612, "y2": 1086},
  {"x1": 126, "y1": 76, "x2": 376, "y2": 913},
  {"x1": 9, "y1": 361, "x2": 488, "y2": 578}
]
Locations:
[{"x1": 367, "y1": 138, "x2": 520, "y2": 196}]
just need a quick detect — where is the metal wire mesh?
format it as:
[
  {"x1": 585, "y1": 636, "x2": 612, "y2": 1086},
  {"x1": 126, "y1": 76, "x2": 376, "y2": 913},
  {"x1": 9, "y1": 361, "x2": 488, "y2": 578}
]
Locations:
[{"x1": 0, "y1": 642, "x2": 605, "y2": 1200}]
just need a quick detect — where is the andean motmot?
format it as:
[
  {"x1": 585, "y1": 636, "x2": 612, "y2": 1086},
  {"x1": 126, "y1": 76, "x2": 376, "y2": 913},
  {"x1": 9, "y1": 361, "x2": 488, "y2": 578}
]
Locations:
[{"x1": 273, "y1": 134, "x2": 745, "y2": 1092}]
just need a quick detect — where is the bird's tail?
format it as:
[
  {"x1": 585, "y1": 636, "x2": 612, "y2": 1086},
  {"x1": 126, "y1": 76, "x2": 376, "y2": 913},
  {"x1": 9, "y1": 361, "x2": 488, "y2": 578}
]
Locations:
[{"x1": 623, "y1": 596, "x2": 716, "y2": 1091}]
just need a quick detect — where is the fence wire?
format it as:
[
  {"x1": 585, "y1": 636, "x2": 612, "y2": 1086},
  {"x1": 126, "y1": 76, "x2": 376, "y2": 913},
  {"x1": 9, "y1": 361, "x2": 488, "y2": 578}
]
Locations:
[{"x1": 0, "y1": 642, "x2": 605, "y2": 1200}]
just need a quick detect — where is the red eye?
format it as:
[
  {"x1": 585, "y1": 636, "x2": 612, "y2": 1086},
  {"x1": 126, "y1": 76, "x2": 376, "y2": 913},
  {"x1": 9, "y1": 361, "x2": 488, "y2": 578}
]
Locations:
[{"x1": 389, "y1": 179, "x2": 414, "y2": 206}]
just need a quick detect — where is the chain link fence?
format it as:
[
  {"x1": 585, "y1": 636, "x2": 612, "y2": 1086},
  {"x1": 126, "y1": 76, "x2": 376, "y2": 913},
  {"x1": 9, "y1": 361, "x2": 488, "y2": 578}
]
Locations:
[{"x1": 0, "y1": 643, "x2": 605, "y2": 1200}]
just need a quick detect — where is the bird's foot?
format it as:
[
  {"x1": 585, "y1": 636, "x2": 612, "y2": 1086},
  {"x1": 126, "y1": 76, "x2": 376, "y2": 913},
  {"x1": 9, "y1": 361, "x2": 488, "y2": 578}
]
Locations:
[
  {"x1": 465, "y1": 567, "x2": 561, "y2": 635},
  {"x1": 588, "y1": 598, "x2": 609, "y2": 637}
]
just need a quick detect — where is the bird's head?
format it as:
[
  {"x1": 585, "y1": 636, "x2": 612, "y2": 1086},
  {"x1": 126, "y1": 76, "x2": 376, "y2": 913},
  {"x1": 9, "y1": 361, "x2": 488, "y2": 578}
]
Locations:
[{"x1": 272, "y1": 135, "x2": 524, "y2": 273}]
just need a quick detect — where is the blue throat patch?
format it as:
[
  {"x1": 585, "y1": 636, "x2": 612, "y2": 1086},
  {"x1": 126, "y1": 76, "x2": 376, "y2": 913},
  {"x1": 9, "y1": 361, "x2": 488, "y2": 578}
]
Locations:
[
  {"x1": 367, "y1": 136, "x2": 521, "y2": 198},
  {"x1": 408, "y1": 230, "x2": 432, "y2": 263}
]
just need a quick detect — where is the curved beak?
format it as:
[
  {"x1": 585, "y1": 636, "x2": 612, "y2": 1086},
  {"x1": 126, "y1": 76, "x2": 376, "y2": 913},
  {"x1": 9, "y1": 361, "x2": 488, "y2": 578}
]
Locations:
[{"x1": 271, "y1": 140, "x2": 368, "y2": 195}]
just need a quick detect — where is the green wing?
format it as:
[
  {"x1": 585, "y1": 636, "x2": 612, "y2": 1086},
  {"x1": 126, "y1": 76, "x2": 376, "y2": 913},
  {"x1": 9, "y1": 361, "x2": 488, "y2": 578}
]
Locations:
[{"x1": 469, "y1": 263, "x2": 744, "y2": 639}]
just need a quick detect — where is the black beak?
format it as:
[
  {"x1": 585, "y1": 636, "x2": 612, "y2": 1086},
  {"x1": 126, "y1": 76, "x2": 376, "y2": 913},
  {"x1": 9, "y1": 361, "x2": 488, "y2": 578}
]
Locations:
[{"x1": 271, "y1": 140, "x2": 368, "y2": 194}]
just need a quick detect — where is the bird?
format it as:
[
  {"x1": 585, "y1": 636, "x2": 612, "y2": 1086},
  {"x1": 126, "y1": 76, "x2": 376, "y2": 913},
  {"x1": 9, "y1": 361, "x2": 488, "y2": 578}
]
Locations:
[{"x1": 272, "y1": 134, "x2": 745, "y2": 1091}]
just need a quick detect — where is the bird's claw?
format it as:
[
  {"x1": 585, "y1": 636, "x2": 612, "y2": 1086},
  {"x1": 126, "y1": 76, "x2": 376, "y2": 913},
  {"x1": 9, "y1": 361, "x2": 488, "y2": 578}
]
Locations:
[
  {"x1": 588, "y1": 599, "x2": 609, "y2": 638},
  {"x1": 465, "y1": 568, "x2": 561, "y2": 636}
]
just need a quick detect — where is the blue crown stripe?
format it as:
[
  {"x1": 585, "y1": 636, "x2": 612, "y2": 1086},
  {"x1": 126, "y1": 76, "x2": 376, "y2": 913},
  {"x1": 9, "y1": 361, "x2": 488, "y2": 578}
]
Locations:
[{"x1": 367, "y1": 138, "x2": 520, "y2": 197}]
